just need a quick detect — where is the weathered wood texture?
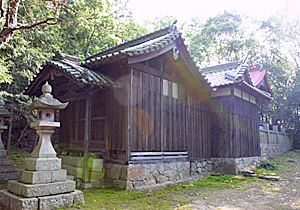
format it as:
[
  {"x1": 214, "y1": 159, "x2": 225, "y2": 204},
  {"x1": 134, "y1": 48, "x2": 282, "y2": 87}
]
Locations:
[
  {"x1": 128, "y1": 66, "x2": 212, "y2": 160},
  {"x1": 59, "y1": 91, "x2": 107, "y2": 156},
  {"x1": 100, "y1": 63, "x2": 129, "y2": 162},
  {"x1": 186, "y1": 93, "x2": 212, "y2": 160},
  {"x1": 211, "y1": 96, "x2": 260, "y2": 158}
]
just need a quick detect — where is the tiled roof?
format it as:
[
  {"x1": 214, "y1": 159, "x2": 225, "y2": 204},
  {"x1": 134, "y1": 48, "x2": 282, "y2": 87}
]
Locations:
[
  {"x1": 200, "y1": 61, "x2": 272, "y2": 99},
  {"x1": 200, "y1": 61, "x2": 250, "y2": 88},
  {"x1": 26, "y1": 58, "x2": 122, "y2": 93},
  {"x1": 82, "y1": 25, "x2": 180, "y2": 66},
  {"x1": 241, "y1": 81, "x2": 273, "y2": 99},
  {"x1": 45, "y1": 59, "x2": 122, "y2": 88}
]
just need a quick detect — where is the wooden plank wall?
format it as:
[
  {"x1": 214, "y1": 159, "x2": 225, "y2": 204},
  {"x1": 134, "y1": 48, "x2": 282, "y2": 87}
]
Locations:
[
  {"x1": 211, "y1": 96, "x2": 260, "y2": 158},
  {"x1": 101, "y1": 65, "x2": 129, "y2": 162},
  {"x1": 186, "y1": 92, "x2": 212, "y2": 160},
  {"x1": 59, "y1": 91, "x2": 108, "y2": 156},
  {"x1": 129, "y1": 67, "x2": 212, "y2": 159},
  {"x1": 129, "y1": 69, "x2": 162, "y2": 151}
]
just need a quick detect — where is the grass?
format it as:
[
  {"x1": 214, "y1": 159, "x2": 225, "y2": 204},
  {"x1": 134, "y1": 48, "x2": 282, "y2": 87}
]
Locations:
[
  {"x1": 64, "y1": 174, "x2": 262, "y2": 210},
  {"x1": 7, "y1": 148, "x2": 30, "y2": 170},
  {"x1": 7, "y1": 150, "x2": 300, "y2": 209}
]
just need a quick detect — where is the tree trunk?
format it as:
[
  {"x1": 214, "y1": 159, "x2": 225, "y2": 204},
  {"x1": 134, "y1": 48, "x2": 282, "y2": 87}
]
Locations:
[{"x1": 0, "y1": 0, "x2": 20, "y2": 48}]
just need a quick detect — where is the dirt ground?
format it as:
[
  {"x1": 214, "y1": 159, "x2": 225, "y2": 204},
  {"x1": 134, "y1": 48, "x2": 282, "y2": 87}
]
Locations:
[
  {"x1": 1, "y1": 151, "x2": 300, "y2": 209},
  {"x1": 185, "y1": 151, "x2": 300, "y2": 210}
]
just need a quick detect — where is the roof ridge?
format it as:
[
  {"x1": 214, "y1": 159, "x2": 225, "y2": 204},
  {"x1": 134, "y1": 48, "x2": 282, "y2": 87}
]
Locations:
[
  {"x1": 200, "y1": 61, "x2": 242, "y2": 73},
  {"x1": 84, "y1": 25, "x2": 176, "y2": 61},
  {"x1": 53, "y1": 51, "x2": 82, "y2": 63}
]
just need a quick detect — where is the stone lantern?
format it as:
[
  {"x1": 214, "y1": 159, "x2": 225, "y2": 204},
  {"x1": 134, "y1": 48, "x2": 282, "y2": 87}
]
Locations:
[
  {"x1": 26, "y1": 81, "x2": 68, "y2": 158},
  {"x1": 0, "y1": 99, "x2": 12, "y2": 157},
  {"x1": 0, "y1": 81, "x2": 84, "y2": 210},
  {"x1": 0, "y1": 99, "x2": 18, "y2": 181}
]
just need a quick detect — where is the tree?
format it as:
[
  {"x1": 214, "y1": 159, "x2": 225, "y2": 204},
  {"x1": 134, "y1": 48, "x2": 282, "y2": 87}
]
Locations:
[
  {"x1": 0, "y1": 0, "x2": 62, "y2": 49},
  {"x1": 186, "y1": 11, "x2": 260, "y2": 67},
  {"x1": 258, "y1": 15, "x2": 300, "y2": 131}
]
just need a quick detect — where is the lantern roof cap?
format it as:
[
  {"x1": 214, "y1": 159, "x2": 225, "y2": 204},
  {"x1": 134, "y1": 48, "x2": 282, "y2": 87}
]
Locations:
[
  {"x1": 0, "y1": 99, "x2": 11, "y2": 117},
  {"x1": 26, "y1": 81, "x2": 68, "y2": 110}
]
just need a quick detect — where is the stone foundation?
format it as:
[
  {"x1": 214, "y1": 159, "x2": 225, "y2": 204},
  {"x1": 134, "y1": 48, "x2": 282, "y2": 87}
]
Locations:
[
  {"x1": 59, "y1": 156, "x2": 214, "y2": 190},
  {"x1": 59, "y1": 155, "x2": 105, "y2": 188},
  {"x1": 106, "y1": 160, "x2": 213, "y2": 190},
  {"x1": 213, "y1": 157, "x2": 261, "y2": 174},
  {"x1": 260, "y1": 144, "x2": 293, "y2": 159}
]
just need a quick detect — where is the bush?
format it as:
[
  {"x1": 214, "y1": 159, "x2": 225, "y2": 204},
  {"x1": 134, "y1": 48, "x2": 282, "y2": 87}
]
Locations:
[{"x1": 258, "y1": 159, "x2": 278, "y2": 170}]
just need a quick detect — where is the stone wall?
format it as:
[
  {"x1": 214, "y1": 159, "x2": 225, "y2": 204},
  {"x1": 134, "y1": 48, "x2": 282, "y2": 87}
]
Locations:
[
  {"x1": 259, "y1": 123, "x2": 293, "y2": 158},
  {"x1": 58, "y1": 155, "x2": 105, "y2": 189},
  {"x1": 213, "y1": 157, "x2": 261, "y2": 174},
  {"x1": 106, "y1": 160, "x2": 213, "y2": 190},
  {"x1": 58, "y1": 156, "x2": 214, "y2": 190}
]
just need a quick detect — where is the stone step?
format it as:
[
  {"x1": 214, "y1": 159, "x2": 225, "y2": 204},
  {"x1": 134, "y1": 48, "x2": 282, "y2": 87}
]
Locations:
[
  {"x1": 0, "y1": 165, "x2": 17, "y2": 173},
  {"x1": 8, "y1": 180, "x2": 76, "y2": 198},
  {"x1": 19, "y1": 169, "x2": 67, "y2": 184},
  {"x1": 0, "y1": 150, "x2": 7, "y2": 157},
  {"x1": 0, "y1": 157, "x2": 11, "y2": 165},
  {"x1": 0, "y1": 189, "x2": 84, "y2": 210},
  {"x1": 0, "y1": 172, "x2": 19, "y2": 181}
]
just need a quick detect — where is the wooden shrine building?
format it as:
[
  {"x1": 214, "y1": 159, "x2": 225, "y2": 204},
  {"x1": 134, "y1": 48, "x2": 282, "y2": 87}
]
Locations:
[
  {"x1": 26, "y1": 25, "x2": 273, "y2": 189},
  {"x1": 200, "y1": 62, "x2": 273, "y2": 173}
]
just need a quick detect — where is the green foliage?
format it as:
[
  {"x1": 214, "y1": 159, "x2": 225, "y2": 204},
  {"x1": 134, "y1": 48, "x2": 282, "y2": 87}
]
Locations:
[
  {"x1": 258, "y1": 159, "x2": 278, "y2": 171},
  {"x1": 186, "y1": 11, "x2": 260, "y2": 67},
  {"x1": 0, "y1": 0, "x2": 147, "y2": 148}
]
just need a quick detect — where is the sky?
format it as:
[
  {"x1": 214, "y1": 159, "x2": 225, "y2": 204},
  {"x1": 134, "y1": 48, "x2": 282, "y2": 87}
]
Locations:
[{"x1": 127, "y1": 0, "x2": 300, "y2": 24}]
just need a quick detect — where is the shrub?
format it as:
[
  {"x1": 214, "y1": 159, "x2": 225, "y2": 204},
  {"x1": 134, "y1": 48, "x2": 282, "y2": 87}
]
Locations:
[{"x1": 258, "y1": 159, "x2": 278, "y2": 170}]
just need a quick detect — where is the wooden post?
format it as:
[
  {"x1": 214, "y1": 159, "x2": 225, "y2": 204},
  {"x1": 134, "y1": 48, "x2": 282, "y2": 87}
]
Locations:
[
  {"x1": 83, "y1": 91, "x2": 91, "y2": 183},
  {"x1": 160, "y1": 61, "x2": 164, "y2": 156},
  {"x1": 263, "y1": 123, "x2": 270, "y2": 145}
]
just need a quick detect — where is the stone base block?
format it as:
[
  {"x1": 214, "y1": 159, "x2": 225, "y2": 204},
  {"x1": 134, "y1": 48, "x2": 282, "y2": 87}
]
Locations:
[
  {"x1": 0, "y1": 165, "x2": 18, "y2": 173},
  {"x1": 59, "y1": 155, "x2": 83, "y2": 167},
  {"x1": 62, "y1": 164, "x2": 83, "y2": 177},
  {"x1": 25, "y1": 157, "x2": 61, "y2": 171},
  {"x1": 80, "y1": 182, "x2": 93, "y2": 189},
  {"x1": 213, "y1": 157, "x2": 261, "y2": 174},
  {"x1": 39, "y1": 192, "x2": 73, "y2": 210},
  {"x1": 90, "y1": 171, "x2": 105, "y2": 180},
  {"x1": 0, "y1": 189, "x2": 84, "y2": 210},
  {"x1": 0, "y1": 157, "x2": 11, "y2": 165},
  {"x1": 8, "y1": 180, "x2": 75, "y2": 198},
  {"x1": 20, "y1": 169, "x2": 67, "y2": 184},
  {"x1": 0, "y1": 150, "x2": 7, "y2": 157},
  {"x1": 88, "y1": 158, "x2": 103, "y2": 172},
  {"x1": 0, "y1": 171, "x2": 19, "y2": 181},
  {"x1": 0, "y1": 190, "x2": 38, "y2": 210}
]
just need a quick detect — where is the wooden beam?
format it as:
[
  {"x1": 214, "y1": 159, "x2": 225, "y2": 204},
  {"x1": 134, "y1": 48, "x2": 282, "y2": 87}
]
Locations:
[
  {"x1": 128, "y1": 42, "x2": 176, "y2": 64},
  {"x1": 83, "y1": 91, "x2": 92, "y2": 183},
  {"x1": 129, "y1": 63, "x2": 176, "y2": 81}
]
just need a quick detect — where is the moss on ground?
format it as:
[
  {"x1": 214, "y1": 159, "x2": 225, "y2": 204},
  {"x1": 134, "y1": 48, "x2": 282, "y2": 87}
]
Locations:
[
  {"x1": 6, "y1": 151, "x2": 300, "y2": 209},
  {"x1": 63, "y1": 174, "x2": 262, "y2": 210}
]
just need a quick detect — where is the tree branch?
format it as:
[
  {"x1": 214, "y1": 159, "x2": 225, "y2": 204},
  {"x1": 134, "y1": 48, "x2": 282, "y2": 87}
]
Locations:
[
  {"x1": 0, "y1": 0, "x2": 5, "y2": 22},
  {"x1": 13, "y1": 17, "x2": 56, "y2": 30}
]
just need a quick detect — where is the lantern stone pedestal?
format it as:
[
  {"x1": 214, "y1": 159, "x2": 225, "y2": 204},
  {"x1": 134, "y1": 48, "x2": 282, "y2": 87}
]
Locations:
[
  {"x1": 0, "y1": 100, "x2": 18, "y2": 181},
  {"x1": 0, "y1": 82, "x2": 85, "y2": 210}
]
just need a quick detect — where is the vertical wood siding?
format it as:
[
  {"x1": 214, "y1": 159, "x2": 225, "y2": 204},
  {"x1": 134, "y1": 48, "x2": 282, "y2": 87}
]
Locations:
[
  {"x1": 211, "y1": 96, "x2": 260, "y2": 158},
  {"x1": 129, "y1": 68, "x2": 212, "y2": 159},
  {"x1": 186, "y1": 92, "x2": 212, "y2": 159}
]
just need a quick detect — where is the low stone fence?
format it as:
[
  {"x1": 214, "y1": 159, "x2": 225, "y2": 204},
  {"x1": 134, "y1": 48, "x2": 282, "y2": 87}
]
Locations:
[{"x1": 259, "y1": 123, "x2": 293, "y2": 158}]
